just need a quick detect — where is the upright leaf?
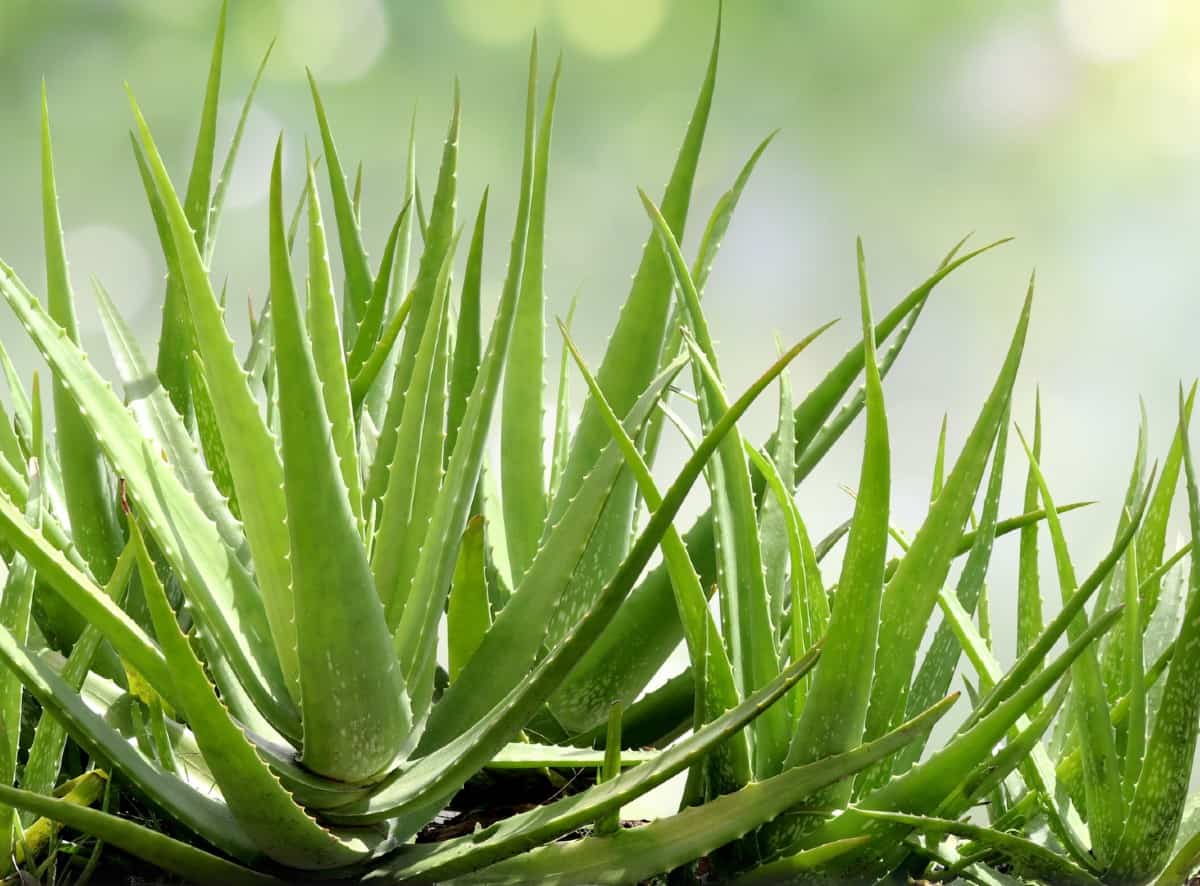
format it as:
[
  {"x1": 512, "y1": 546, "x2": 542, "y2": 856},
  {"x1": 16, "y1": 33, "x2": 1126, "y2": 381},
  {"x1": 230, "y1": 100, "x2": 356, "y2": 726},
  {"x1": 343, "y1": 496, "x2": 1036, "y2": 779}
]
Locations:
[{"x1": 268, "y1": 143, "x2": 409, "y2": 782}]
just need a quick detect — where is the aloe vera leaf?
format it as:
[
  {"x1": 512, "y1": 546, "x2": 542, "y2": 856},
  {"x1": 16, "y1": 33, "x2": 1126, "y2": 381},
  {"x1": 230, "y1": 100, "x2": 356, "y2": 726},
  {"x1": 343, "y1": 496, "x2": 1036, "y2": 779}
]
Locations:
[
  {"x1": 267, "y1": 143, "x2": 409, "y2": 781},
  {"x1": 0, "y1": 781, "x2": 277, "y2": 886},
  {"x1": 502, "y1": 59, "x2": 560, "y2": 581},
  {"x1": 860, "y1": 282, "x2": 1031, "y2": 755},
  {"x1": 759, "y1": 346, "x2": 797, "y2": 647},
  {"x1": 448, "y1": 516, "x2": 490, "y2": 682},
  {"x1": 545, "y1": 15, "x2": 720, "y2": 732},
  {"x1": 364, "y1": 92, "x2": 461, "y2": 508},
  {"x1": 0, "y1": 625, "x2": 258, "y2": 860},
  {"x1": 302, "y1": 159, "x2": 363, "y2": 530},
  {"x1": 549, "y1": 293, "x2": 579, "y2": 499},
  {"x1": 1016, "y1": 390, "x2": 1044, "y2": 668},
  {"x1": 365, "y1": 111, "x2": 419, "y2": 422},
  {"x1": 374, "y1": 232, "x2": 458, "y2": 625},
  {"x1": 894, "y1": 414, "x2": 1008, "y2": 775},
  {"x1": 1016, "y1": 427, "x2": 1123, "y2": 862},
  {"x1": 420, "y1": 356, "x2": 687, "y2": 751},
  {"x1": 1139, "y1": 387, "x2": 1196, "y2": 626},
  {"x1": 856, "y1": 811, "x2": 1104, "y2": 886},
  {"x1": 744, "y1": 443, "x2": 827, "y2": 724},
  {"x1": 187, "y1": 350, "x2": 238, "y2": 517},
  {"x1": 783, "y1": 239, "x2": 888, "y2": 808},
  {"x1": 128, "y1": 97, "x2": 301, "y2": 711},
  {"x1": 369, "y1": 647, "x2": 820, "y2": 883},
  {"x1": 789, "y1": 606, "x2": 1121, "y2": 871},
  {"x1": 449, "y1": 189, "x2": 488, "y2": 462},
  {"x1": 642, "y1": 191, "x2": 787, "y2": 777},
  {"x1": 0, "y1": 461, "x2": 42, "y2": 864},
  {"x1": 339, "y1": 335, "x2": 819, "y2": 830},
  {"x1": 1159, "y1": 825, "x2": 1200, "y2": 886},
  {"x1": 346, "y1": 203, "x2": 409, "y2": 379},
  {"x1": 20, "y1": 540, "x2": 135, "y2": 803},
  {"x1": 1107, "y1": 391, "x2": 1200, "y2": 882},
  {"x1": 378, "y1": 85, "x2": 461, "y2": 450},
  {"x1": 450, "y1": 698, "x2": 952, "y2": 886},
  {"x1": 0, "y1": 491, "x2": 171, "y2": 699},
  {"x1": 204, "y1": 40, "x2": 273, "y2": 261},
  {"x1": 40, "y1": 87, "x2": 124, "y2": 587},
  {"x1": 557, "y1": 240, "x2": 1009, "y2": 734},
  {"x1": 1121, "y1": 535, "x2": 1146, "y2": 799},
  {"x1": 350, "y1": 286, "x2": 416, "y2": 406},
  {"x1": 306, "y1": 72, "x2": 373, "y2": 335},
  {"x1": 390, "y1": 45, "x2": 538, "y2": 718},
  {"x1": 91, "y1": 281, "x2": 249, "y2": 568},
  {"x1": 487, "y1": 742, "x2": 654, "y2": 770},
  {"x1": 559, "y1": 325, "x2": 747, "y2": 797},
  {"x1": 129, "y1": 520, "x2": 370, "y2": 869}
]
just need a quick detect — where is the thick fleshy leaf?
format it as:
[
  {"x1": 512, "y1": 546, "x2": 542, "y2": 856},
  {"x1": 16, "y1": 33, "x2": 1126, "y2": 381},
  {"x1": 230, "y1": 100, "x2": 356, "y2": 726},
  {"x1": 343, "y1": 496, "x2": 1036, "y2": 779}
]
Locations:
[
  {"x1": 268, "y1": 143, "x2": 409, "y2": 782},
  {"x1": 785, "y1": 240, "x2": 888, "y2": 809},
  {"x1": 130, "y1": 519, "x2": 371, "y2": 869},
  {"x1": 128, "y1": 96, "x2": 300, "y2": 714},
  {"x1": 41, "y1": 86, "x2": 124, "y2": 589},
  {"x1": 449, "y1": 188, "x2": 488, "y2": 461},
  {"x1": 447, "y1": 516, "x2": 490, "y2": 682},
  {"x1": 501, "y1": 59, "x2": 560, "y2": 582},
  {"x1": 546, "y1": 14, "x2": 721, "y2": 732},
  {"x1": 1108, "y1": 390, "x2": 1200, "y2": 883}
]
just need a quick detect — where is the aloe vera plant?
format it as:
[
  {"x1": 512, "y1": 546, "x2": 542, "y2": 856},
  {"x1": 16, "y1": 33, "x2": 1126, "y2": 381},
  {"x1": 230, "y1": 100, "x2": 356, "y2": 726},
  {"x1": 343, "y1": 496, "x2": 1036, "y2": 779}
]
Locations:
[{"x1": 3, "y1": 3, "x2": 1200, "y2": 885}]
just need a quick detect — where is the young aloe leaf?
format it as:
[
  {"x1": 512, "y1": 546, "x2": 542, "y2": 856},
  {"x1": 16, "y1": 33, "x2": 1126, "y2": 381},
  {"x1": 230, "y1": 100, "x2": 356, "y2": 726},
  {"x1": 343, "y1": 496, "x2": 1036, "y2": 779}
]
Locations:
[
  {"x1": 549, "y1": 293, "x2": 579, "y2": 499},
  {"x1": 546, "y1": 13, "x2": 721, "y2": 732},
  {"x1": 364, "y1": 111, "x2": 419, "y2": 422},
  {"x1": 502, "y1": 59, "x2": 560, "y2": 582},
  {"x1": 346, "y1": 203, "x2": 409, "y2": 379},
  {"x1": 641, "y1": 190, "x2": 788, "y2": 777},
  {"x1": 268, "y1": 142, "x2": 409, "y2": 782},
  {"x1": 447, "y1": 698, "x2": 952, "y2": 886},
  {"x1": 391, "y1": 42, "x2": 539, "y2": 719},
  {"x1": 420, "y1": 356, "x2": 687, "y2": 751},
  {"x1": 1107, "y1": 390, "x2": 1200, "y2": 883},
  {"x1": 854, "y1": 811, "x2": 1104, "y2": 886},
  {"x1": 128, "y1": 96, "x2": 301, "y2": 709},
  {"x1": 1121, "y1": 534, "x2": 1146, "y2": 799},
  {"x1": 785, "y1": 240, "x2": 889, "y2": 807},
  {"x1": 1017, "y1": 425, "x2": 1123, "y2": 862},
  {"x1": 894, "y1": 413, "x2": 1008, "y2": 775},
  {"x1": 188, "y1": 350, "x2": 239, "y2": 517},
  {"x1": 1016, "y1": 390, "x2": 1044, "y2": 670},
  {"x1": 448, "y1": 516, "x2": 490, "y2": 682},
  {"x1": 40, "y1": 87, "x2": 124, "y2": 586},
  {"x1": 302, "y1": 159, "x2": 363, "y2": 530},
  {"x1": 785, "y1": 605, "x2": 1121, "y2": 873},
  {"x1": 307, "y1": 71, "x2": 374, "y2": 335},
  {"x1": 375, "y1": 229, "x2": 458, "y2": 626},
  {"x1": 449, "y1": 188, "x2": 488, "y2": 461},
  {"x1": 859, "y1": 281, "x2": 1031, "y2": 762},
  {"x1": 759, "y1": 341, "x2": 798, "y2": 647},
  {"x1": 558, "y1": 323, "x2": 748, "y2": 799},
  {"x1": 204, "y1": 39, "x2": 274, "y2": 261},
  {"x1": 382, "y1": 84, "x2": 461, "y2": 443},
  {"x1": 350, "y1": 286, "x2": 416, "y2": 406},
  {"x1": 557, "y1": 238, "x2": 1008, "y2": 734},
  {"x1": 129, "y1": 518, "x2": 371, "y2": 870},
  {"x1": 368, "y1": 647, "x2": 820, "y2": 883}
]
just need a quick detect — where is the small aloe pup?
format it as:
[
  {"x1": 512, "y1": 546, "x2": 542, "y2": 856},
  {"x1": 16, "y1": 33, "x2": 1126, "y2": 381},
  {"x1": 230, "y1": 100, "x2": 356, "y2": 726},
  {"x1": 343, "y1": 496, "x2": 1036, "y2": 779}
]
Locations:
[{"x1": 0, "y1": 2, "x2": 985, "y2": 883}]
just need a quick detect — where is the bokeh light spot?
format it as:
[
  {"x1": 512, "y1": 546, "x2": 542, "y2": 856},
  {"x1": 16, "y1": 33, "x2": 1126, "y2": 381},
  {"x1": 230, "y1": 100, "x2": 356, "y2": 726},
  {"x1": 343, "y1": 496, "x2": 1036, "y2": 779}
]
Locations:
[
  {"x1": 445, "y1": 0, "x2": 548, "y2": 47},
  {"x1": 280, "y1": 0, "x2": 389, "y2": 83},
  {"x1": 553, "y1": 0, "x2": 669, "y2": 58},
  {"x1": 1058, "y1": 0, "x2": 1168, "y2": 62}
]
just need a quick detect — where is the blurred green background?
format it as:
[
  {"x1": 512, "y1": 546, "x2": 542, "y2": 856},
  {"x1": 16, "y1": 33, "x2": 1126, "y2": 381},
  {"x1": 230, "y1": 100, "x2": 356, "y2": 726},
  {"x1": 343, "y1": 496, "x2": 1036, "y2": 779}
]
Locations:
[{"x1": 2, "y1": 0, "x2": 1199, "y2": 662}]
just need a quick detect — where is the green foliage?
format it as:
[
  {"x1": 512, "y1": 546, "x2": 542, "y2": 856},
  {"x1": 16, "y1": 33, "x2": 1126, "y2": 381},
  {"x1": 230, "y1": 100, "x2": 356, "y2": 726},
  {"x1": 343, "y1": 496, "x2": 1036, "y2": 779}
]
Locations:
[{"x1": 0, "y1": 4, "x2": 1198, "y2": 885}]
